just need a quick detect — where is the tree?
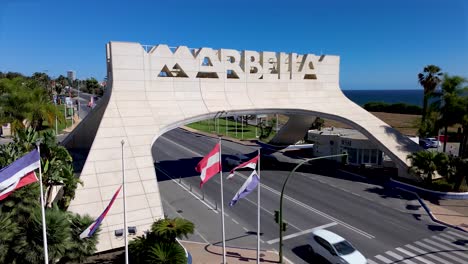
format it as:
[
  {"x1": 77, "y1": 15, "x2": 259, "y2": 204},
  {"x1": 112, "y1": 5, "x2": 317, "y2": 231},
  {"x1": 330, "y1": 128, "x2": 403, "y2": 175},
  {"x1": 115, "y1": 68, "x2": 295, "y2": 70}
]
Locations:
[
  {"x1": 431, "y1": 74, "x2": 467, "y2": 152},
  {"x1": 407, "y1": 151, "x2": 448, "y2": 185},
  {"x1": 147, "y1": 242, "x2": 187, "y2": 264},
  {"x1": 418, "y1": 65, "x2": 442, "y2": 124},
  {"x1": 85, "y1": 78, "x2": 101, "y2": 95},
  {"x1": 0, "y1": 77, "x2": 61, "y2": 133},
  {"x1": 0, "y1": 213, "x2": 19, "y2": 263},
  {"x1": 130, "y1": 217, "x2": 194, "y2": 263},
  {"x1": 31, "y1": 72, "x2": 51, "y2": 92},
  {"x1": 151, "y1": 217, "x2": 195, "y2": 242},
  {"x1": 59, "y1": 213, "x2": 99, "y2": 263},
  {"x1": 10, "y1": 205, "x2": 72, "y2": 264}
]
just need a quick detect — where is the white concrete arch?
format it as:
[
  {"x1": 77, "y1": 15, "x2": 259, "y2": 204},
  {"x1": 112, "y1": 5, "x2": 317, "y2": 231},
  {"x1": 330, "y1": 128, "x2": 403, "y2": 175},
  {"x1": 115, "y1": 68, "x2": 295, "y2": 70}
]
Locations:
[{"x1": 68, "y1": 42, "x2": 420, "y2": 252}]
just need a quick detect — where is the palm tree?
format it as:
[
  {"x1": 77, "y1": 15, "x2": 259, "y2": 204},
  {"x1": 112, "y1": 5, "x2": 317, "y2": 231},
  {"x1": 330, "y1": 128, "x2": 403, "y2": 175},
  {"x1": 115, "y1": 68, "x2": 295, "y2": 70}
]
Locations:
[
  {"x1": 11, "y1": 205, "x2": 72, "y2": 263},
  {"x1": 151, "y1": 217, "x2": 195, "y2": 242},
  {"x1": 407, "y1": 151, "x2": 448, "y2": 185},
  {"x1": 59, "y1": 213, "x2": 99, "y2": 263},
  {"x1": 0, "y1": 213, "x2": 19, "y2": 263},
  {"x1": 148, "y1": 242, "x2": 187, "y2": 264},
  {"x1": 432, "y1": 74, "x2": 467, "y2": 152},
  {"x1": 418, "y1": 65, "x2": 443, "y2": 124},
  {"x1": 130, "y1": 217, "x2": 194, "y2": 263}
]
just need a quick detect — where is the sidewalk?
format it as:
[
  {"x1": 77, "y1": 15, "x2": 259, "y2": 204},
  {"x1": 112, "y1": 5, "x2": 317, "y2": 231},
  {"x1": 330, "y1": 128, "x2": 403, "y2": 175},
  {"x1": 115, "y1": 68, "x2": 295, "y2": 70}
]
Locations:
[
  {"x1": 423, "y1": 199, "x2": 468, "y2": 232},
  {"x1": 180, "y1": 241, "x2": 283, "y2": 264}
]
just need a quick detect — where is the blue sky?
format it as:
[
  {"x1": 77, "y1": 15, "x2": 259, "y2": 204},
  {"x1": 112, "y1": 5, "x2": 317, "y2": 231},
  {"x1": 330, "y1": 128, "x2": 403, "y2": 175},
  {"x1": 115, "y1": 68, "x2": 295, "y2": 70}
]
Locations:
[{"x1": 1, "y1": 0, "x2": 467, "y2": 90}]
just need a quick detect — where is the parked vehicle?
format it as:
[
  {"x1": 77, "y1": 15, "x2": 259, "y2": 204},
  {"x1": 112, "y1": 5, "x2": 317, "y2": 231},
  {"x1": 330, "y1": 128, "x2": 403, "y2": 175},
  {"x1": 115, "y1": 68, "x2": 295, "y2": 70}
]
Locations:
[
  {"x1": 309, "y1": 229, "x2": 367, "y2": 264},
  {"x1": 419, "y1": 137, "x2": 441, "y2": 149}
]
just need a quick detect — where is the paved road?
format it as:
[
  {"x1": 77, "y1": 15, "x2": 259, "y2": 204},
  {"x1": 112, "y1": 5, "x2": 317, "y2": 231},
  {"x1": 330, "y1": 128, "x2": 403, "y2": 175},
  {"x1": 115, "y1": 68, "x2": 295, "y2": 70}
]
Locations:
[{"x1": 153, "y1": 128, "x2": 468, "y2": 264}]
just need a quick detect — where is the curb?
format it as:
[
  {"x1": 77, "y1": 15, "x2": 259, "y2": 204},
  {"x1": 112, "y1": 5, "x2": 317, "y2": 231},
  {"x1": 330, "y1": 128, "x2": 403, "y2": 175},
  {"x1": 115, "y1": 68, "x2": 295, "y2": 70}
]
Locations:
[
  {"x1": 390, "y1": 178, "x2": 468, "y2": 200},
  {"x1": 395, "y1": 187, "x2": 467, "y2": 233}
]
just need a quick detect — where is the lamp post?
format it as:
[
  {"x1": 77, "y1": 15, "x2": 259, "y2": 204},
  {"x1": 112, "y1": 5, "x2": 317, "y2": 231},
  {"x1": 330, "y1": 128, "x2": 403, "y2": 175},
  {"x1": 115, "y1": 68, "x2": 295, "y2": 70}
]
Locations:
[{"x1": 277, "y1": 153, "x2": 347, "y2": 263}]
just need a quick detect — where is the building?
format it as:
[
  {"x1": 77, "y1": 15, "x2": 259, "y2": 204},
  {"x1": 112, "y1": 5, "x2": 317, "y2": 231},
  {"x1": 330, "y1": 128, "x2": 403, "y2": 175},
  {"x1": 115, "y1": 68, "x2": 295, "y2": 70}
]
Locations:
[
  {"x1": 308, "y1": 127, "x2": 388, "y2": 168},
  {"x1": 67, "y1": 70, "x2": 76, "y2": 82}
]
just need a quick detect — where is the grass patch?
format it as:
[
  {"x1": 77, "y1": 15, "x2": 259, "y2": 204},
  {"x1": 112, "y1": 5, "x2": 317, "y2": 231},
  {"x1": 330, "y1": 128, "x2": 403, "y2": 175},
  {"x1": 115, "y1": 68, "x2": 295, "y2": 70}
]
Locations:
[{"x1": 187, "y1": 118, "x2": 277, "y2": 141}]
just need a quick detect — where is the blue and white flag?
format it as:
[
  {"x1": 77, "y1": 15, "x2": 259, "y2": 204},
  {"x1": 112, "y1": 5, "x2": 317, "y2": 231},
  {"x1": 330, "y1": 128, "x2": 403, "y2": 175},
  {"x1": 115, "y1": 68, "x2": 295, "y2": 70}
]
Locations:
[{"x1": 229, "y1": 170, "x2": 260, "y2": 207}]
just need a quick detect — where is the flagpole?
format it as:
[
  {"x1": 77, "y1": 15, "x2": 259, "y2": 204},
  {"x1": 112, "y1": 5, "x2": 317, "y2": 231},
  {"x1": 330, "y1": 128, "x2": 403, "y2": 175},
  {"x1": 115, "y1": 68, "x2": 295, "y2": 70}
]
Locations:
[
  {"x1": 219, "y1": 137, "x2": 226, "y2": 264},
  {"x1": 121, "y1": 140, "x2": 129, "y2": 264},
  {"x1": 36, "y1": 142, "x2": 49, "y2": 264},
  {"x1": 257, "y1": 149, "x2": 261, "y2": 264}
]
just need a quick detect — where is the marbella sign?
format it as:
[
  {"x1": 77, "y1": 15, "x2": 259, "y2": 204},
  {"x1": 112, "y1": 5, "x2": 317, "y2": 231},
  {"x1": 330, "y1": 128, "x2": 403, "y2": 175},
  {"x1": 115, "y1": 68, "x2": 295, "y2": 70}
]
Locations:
[{"x1": 150, "y1": 45, "x2": 322, "y2": 81}]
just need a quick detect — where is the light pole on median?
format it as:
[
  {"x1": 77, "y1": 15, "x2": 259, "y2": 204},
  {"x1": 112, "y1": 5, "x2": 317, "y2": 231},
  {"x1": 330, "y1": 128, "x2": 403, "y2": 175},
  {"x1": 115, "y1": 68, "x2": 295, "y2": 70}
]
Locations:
[{"x1": 277, "y1": 153, "x2": 347, "y2": 263}]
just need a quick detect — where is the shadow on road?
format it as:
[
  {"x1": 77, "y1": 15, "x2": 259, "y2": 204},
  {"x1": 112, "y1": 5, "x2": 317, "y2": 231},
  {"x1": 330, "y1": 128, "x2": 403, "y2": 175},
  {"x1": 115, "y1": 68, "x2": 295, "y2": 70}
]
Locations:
[{"x1": 292, "y1": 245, "x2": 331, "y2": 264}]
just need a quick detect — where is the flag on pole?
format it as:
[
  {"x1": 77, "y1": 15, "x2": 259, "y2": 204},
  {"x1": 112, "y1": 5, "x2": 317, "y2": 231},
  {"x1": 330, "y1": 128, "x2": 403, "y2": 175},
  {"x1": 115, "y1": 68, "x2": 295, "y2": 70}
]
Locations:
[
  {"x1": 0, "y1": 150, "x2": 40, "y2": 201},
  {"x1": 226, "y1": 155, "x2": 259, "y2": 179},
  {"x1": 229, "y1": 170, "x2": 260, "y2": 207},
  {"x1": 80, "y1": 185, "x2": 122, "y2": 239},
  {"x1": 195, "y1": 143, "x2": 221, "y2": 188}
]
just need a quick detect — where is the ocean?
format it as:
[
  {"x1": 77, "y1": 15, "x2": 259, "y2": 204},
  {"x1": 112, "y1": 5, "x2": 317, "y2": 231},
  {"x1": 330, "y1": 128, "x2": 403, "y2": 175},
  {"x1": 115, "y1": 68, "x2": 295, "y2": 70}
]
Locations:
[{"x1": 342, "y1": 89, "x2": 423, "y2": 107}]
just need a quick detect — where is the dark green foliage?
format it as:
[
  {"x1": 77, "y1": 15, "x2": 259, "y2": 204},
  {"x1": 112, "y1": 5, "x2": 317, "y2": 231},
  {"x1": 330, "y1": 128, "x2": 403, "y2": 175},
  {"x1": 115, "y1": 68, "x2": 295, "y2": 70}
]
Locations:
[
  {"x1": 363, "y1": 102, "x2": 422, "y2": 115},
  {"x1": 147, "y1": 242, "x2": 187, "y2": 264},
  {"x1": 0, "y1": 128, "x2": 96, "y2": 263},
  {"x1": 12, "y1": 205, "x2": 71, "y2": 264},
  {"x1": 407, "y1": 151, "x2": 448, "y2": 185},
  {"x1": 0, "y1": 213, "x2": 19, "y2": 263},
  {"x1": 59, "y1": 213, "x2": 99, "y2": 263},
  {"x1": 129, "y1": 217, "x2": 194, "y2": 263},
  {"x1": 0, "y1": 76, "x2": 62, "y2": 133},
  {"x1": 418, "y1": 65, "x2": 443, "y2": 122}
]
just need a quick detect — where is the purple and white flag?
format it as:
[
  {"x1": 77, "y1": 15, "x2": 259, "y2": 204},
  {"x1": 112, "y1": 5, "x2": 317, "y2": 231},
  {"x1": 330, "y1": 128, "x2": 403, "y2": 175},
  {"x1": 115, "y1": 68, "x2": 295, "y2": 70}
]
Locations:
[
  {"x1": 0, "y1": 150, "x2": 40, "y2": 201},
  {"x1": 229, "y1": 170, "x2": 260, "y2": 207}
]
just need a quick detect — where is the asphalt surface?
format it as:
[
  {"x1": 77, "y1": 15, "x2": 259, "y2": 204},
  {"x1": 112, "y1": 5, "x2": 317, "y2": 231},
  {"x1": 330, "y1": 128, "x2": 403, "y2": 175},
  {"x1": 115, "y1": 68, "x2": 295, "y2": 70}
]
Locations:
[{"x1": 153, "y1": 128, "x2": 468, "y2": 264}]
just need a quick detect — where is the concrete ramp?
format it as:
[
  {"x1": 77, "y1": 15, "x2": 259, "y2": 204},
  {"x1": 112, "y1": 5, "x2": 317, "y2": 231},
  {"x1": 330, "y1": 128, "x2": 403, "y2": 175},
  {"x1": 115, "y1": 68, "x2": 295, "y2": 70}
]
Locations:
[{"x1": 68, "y1": 42, "x2": 420, "y2": 252}]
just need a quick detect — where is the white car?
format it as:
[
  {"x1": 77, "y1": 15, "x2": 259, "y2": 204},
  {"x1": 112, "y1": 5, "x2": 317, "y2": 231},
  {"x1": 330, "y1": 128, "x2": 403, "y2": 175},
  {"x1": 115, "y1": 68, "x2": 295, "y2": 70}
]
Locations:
[
  {"x1": 225, "y1": 154, "x2": 248, "y2": 167},
  {"x1": 309, "y1": 229, "x2": 367, "y2": 264}
]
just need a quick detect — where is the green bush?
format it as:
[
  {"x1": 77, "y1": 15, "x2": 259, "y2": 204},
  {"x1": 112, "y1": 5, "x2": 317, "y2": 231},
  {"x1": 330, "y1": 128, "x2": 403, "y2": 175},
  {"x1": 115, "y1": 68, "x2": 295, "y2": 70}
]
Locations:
[{"x1": 364, "y1": 102, "x2": 422, "y2": 115}]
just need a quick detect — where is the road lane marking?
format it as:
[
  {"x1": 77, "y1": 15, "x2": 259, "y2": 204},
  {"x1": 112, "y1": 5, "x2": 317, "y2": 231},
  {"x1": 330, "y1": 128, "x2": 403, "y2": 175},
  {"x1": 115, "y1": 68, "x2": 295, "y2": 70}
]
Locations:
[
  {"x1": 367, "y1": 259, "x2": 379, "y2": 264},
  {"x1": 405, "y1": 244, "x2": 451, "y2": 264},
  {"x1": 424, "y1": 238, "x2": 468, "y2": 259},
  {"x1": 161, "y1": 199, "x2": 210, "y2": 244},
  {"x1": 448, "y1": 230, "x2": 468, "y2": 240},
  {"x1": 415, "y1": 241, "x2": 466, "y2": 264},
  {"x1": 237, "y1": 172, "x2": 375, "y2": 239},
  {"x1": 266, "y1": 222, "x2": 337, "y2": 244},
  {"x1": 385, "y1": 250, "x2": 418, "y2": 264},
  {"x1": 163, "y1": 134, "x2": 374, "y2": 239},
  {"x1": 375, "y1": 254, "x2": 392, "y2": 263},
  {"x1": 396, "y1": 247, "x2": 435, "y2": 264},
  {"x1": 156, "y1": 167, "x2": 219, "y2": 215},
  {"x1": 439, "y1": 233, "x2": 457, "y2": 241},
  {"x1": 432, "y1": 235, "x2": 468, "y2": 250},
  {"x1": 232, "y1": 219, "x2": 239, "y2": 224},
  {"x1": 212, "y1": 177, "x2": 303, "y2": 232}
]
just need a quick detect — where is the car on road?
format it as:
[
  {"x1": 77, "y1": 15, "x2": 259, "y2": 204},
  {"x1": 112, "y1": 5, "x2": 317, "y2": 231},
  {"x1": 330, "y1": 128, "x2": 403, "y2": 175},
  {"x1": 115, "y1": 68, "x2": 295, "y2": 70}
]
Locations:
[
  {"x1": 225, "y1": 154, "x2": 249, "y2": 167},
  {"x1": 419, "y1": 137, "x2": 441, "y2": 149},
  {"x1": 309, "y1": 229, "x2": 367, "y2": 264}
]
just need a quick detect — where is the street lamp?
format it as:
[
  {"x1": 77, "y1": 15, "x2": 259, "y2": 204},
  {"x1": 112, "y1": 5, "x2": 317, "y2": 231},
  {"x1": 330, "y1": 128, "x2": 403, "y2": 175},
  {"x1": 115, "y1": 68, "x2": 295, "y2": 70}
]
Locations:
[{"x1": 277, "y1": 153, "x2": 347, "y2": 263}]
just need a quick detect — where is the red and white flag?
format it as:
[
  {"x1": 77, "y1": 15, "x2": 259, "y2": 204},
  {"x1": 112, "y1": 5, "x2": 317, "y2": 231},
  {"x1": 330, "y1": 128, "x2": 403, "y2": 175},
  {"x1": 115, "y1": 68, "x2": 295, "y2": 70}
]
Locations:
[
  {"x1": 226, "y1": 155, "x2": 259, "y2": 179},
  {"x1": 195, "y1": 143, "x2": 221, "y2": 188}
]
